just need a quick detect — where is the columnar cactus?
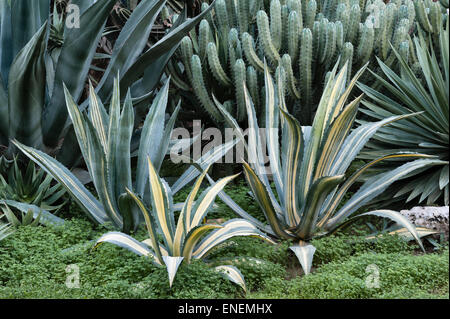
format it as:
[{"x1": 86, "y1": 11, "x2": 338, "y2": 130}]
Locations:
[{"x1": 167, "y1": 0, "x2": 446, "y2": 125}]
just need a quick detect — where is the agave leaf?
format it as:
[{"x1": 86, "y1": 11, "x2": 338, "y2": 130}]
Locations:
[
  {"x1": 189, "y1": 174, "x2": 240, "y2": 229},
  {"x1": 94, "y1": 231, "x2": 161, "y2": 264},
  {"x1": 179, "y1": 165, "x2": 212, "y2": 234},
  {"x1": 209, "y1": 177, "x2": 275, "y2": 235},
  {"x1": 43, "y1": 0, "x2": 116, "y2": 146},
  {"x1": 182, "y1": 224, "x2": 222, "y2": 263},
  {"x1": 365, "y1": 226, "x2": 438, "y2": 242},
  {"x1": 315, "y1": 94, "x2": 362, "y2": 179},
  {"x1": 88, "y1": 82, "x2": 109, "y2": 154},
  {"x1": 0, "y1": 223, "x2": 13, "y2": 241},
  {"x1": 357, "y1": 210, "x2": 425, "y2": 252},
  {"x1": 0, "y1": 66, "x2": 8, "y2": 144},
  {"x1": 0, "y1": 0, "x2": 13, "y2": 84},
  {"x1": 1, "y1": 203, "x2": 20, "y2": 226},
  {"x1": 215, "y1": 265, "x2": 247, "y2": 292},
  {"x1": 8, "y1": 21, "x2": 47, "y2": 150},
  {"x1": 289, "y1": 241, "x2": 316, "y2": 275},
  {"x1": 294, "y1": 175, "x2": 345, "y2": 239},
  {"x1": 329, "y1": 113, "x2": 421, "y2": 176},
  {"x1": 146, "y1": 158, "x2": 175, "y2": 253},
  {"x1": 84, "y1": 115, "x2": 123, "y2": 228},
  {"x1": 319, "y1": 153, "x2": 436, "y2": 227},
  {"x1": 328, "y1": 159, "x2": 448, "y2": 228},
  {"x1": 114, "y1": 90, "x2": 134, "y2": 199},
  {"x1": 12, "y1": 140, "x2": 109, "y2": 225},
  {"x1": 125, "y1": 187, "x2": 164, "y2": 264},
  {"x1": 9, "y1": 0, "x2": 49, "y2": 63},
  {"x1": 279, "y1": 108, "x2": 304, "y2": 226},
  {"x1": 264, "y1": 63, "x2": 283, "y2": 197},
  {"x1": 135, "y1": 79, "x2": 170, "y2": 197},
  {"x1": 193, "y1": 219, "x2": 275, "y2": 260},
  {"x1": 297, "y1": 63, "x2": 344, "y2": 201},
  {"x1": 97, "y1": 0, "x2": 167, "y2": 100},
  {"x1": 242, "y1": 162, "x2": 293, "y2": 240},
  {"x1": 162, "y1": 255, "x2": 184, "y2": 288},
  {"x1": 118, "y1": 193, "x2": 137, "y2": 235}
]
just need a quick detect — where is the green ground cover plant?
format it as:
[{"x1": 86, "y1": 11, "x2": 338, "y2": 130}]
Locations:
[{"x1": 0, "y1": 213, "x2": 447, "y2": 299}]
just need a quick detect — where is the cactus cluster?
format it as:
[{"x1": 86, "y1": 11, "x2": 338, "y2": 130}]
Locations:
[{"x1": 167, "y1": 0, "x2": 447, "y2": 124}]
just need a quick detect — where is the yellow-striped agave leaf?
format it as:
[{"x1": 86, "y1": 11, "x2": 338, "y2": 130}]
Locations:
[
  {"x1": 94, "y1": 231, "x2": 158, "y2": 262},
  {"x1": 319, "y1": 62, "x2": 349, "y2": 137},
  {"x1": 327, "y1": 159, "x2": 448, "y2": 229},
  {"x1": 192, "y1": 219, "x2": 275, "y2": 259},
  {"x1": 294, "y1": 175, "x2": 345, "y2": 240},
  {"x1": 126, "y1": 187, "x2": 164, "y2": 264},
  {"x1": 180, "y1": 165, "x2": 212, "y2": 233},
  {"x1": 314, "y1": 94, "x2": 362, "y2": 180},
  {"x1": 162, "y1": 256, "x2": 184, "y2": 288},
  {"x1": 329, "y1": 63, "x2": 368, "y2": 123},
  {"x1": 365, "y1": 227, "x2": 438, "y2": 242},
  {"x1": 12, "y1": 140, "x2": 109, "y2": 224},
  {"x1": 215, "y1": 265, "x2": 247, "y2": 292},
  {"x1": 243, "y1": 162, "x2": 294, "y2": 240},
  {"x1": 341, "y1": 210, "x2": 426, "y2": 252},
  {"x1": 297, "y1": 62, "x2": 343, "y2": 202},
  {"x1": 147, "y1": 158, "x2": 175, "y2": 252},
  {"x1": 206, "y1": 172, "x2": 275, "y2": 236},
  {"x1": 182, "y1": 224, "x2": 222, "y2": 263},
  {"x1": 279, "y1": 108, "x2": 304, "y2": 226},
  {"x1": 318, "y1": 153, "x2": 436, "y2": 228},
  {"x1": 328, "y1": 113, "x2": 421, "y2": 176},
  {"x1": 290, "y1": 241, "x2": 316, "y2": 275},
  {"x1": 189, "y1": 174, "x2": 240, "y2": 229},
  {"x1": 142, "y1": 238, "x2": 168, "y2": 258},
  {"x1": 173, "y1": 165, "x2": 212, "y2": 256}
]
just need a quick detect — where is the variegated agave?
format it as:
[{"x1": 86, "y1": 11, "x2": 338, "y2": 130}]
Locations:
[
  {"x1": 12, "y1": 75, "x2": 200, "y2": 232},
  {"x1": 215, "y1": 62, "x2": 444, "y2": 275},
  {"x1": 358, "y1": 19, "x2": 449, "y2": 205},
  {"x1": 14, "y1": 75, "x2": 235, "y2": 233},
  {"x1": 94, "y1": 159, "x2": 273, "y2": 290}
]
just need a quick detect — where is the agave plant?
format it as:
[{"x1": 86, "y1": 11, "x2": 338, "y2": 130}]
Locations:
[
  {"x1": 0, "y1": 0, "x2": 215, "y2": 161},
  {"x1": 1, "y1": 203, "x2": 42, "y2": 227},
  {"x1": 358, "y1": 19, "x2": 449, "y2": 205},
  {"x1": 0, "y1": 156, "x2": 66, "y2": 211},
  {"x1": 94, "y1": 159, "x2": 273, "y2": 289},
  {"x1": 214, "y1": 62, "x2": 444, "y2": 275},
  {"x1": 14, "y1": 75, "x2": 235, "y2": 233}
]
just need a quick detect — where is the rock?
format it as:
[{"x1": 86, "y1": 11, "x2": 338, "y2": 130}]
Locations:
[{"x1": 400, "y1": 206, "x2": 449, "y2": 240}]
